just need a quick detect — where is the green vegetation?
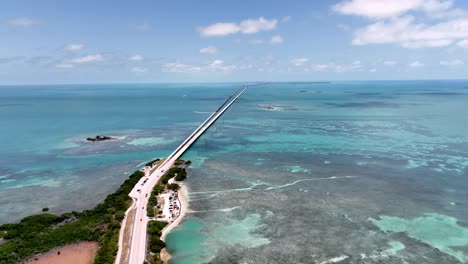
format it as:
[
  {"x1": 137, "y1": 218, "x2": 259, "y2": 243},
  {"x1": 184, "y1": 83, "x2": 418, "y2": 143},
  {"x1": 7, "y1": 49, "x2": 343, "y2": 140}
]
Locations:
[
  {"x1": 42, "y1": 207, "x2": 49, "y2": 212},
  {"x1": 0, "y1": 160, "x2": 191, "y2": 264},
  {"x1": 147, "y1": 184, "x2": 165, "y2": 218},
  {"x1": 145, "y1": 158, "x2": 160, "y2": 167},
  {"x1": 147, "y1": 221, "x2": 167, "y2": 264},
  {"x1": 146, "y1": 162, "x2": 189, "y2": 217},
  {"x1": 0, "y1": 170, "x2": 145, "y2": 264},
  {"x1": 167, "y1": 183, "x2": 180, "y2": 191},
  {"x1": 158, "y1": 166, "x2": 187, "y2": 184}
]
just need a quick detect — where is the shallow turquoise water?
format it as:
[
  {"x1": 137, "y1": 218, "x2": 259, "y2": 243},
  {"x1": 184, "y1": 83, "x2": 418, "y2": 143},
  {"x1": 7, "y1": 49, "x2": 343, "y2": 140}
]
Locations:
[{"x1": 1, "y1": 81, "x2": 468, "y2": 263}]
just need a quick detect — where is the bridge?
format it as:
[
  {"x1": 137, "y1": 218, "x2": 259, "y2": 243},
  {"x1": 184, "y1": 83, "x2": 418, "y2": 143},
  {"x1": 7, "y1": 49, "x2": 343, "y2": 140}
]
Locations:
[{"x1": 115, "y1": 86, "x2": 247, "y2": 264}]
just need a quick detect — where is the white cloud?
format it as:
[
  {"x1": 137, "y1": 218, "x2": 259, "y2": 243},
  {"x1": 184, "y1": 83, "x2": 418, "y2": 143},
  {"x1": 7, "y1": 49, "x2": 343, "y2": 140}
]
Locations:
[
  {"x1": 69, "y1": 54, "x2": 104, "y2": 64},
  {"x1": 270, "y1": 35, "x2": 284, "y2": 44},
  {"x1": 458, "y1": 39, "x2": 468, "y2": 48},
  {"x1": 369, "y1": 68, "x2": 377, "y2": 72},
  {"x1": 208, "y1": 60, "x2": 224, "y2": 67},
  {"x1": 65, "y1": 44, "x2": 84, "y2": 51},
  {"x1": 55, "y1": 63, "x2": 74, "y2": 69},
  {"x1": 249, "y1": 35, "x2": 284, "y2": 45},
  {"x1": 130, "y1": 67, "x2": 148, "y2": 73},
  {"x1": 384, "y1": 60, "x2": 398, "y2": 65},
  {"x1": 7, "y1": 17, "x2": 41, "y2": 26},
  {"x1": 240, "y1": 17, "x2": 278, "y2": 34},
  {"x1": 129, "y1": 54, "x2": 144, "y2": 61},
  {"x1": 198, "y1": 17, "x2": 277, "y2": 37},
  {"x1": 351, "y1": 16, "x2": 468, "y2": 48},
  {"x1": 334, "y1": 0, "x2": 468, "y2": 49},
  {"x1": 290, "y1": 58, "x2": 309, "y2": 66},
  {"x1": 332, "y1": 0, "x2": 453, "y2": 19},
  {"x1": 409, "y1": 61, "x2": 425, "y2": 67},
  {"x1": 440, "y1": 59, "x2": 464, "y2": 66},
  {"x1": 162, "y1": 62, "x2": 201, "y2": 73},
  {"x1": 199, "y1": 22, "x2": 239, "y2": 37},
  {"x1": 199, "y1": 46, "x2": 218, "y2": 54},
  {"x1": 207, "y1": 60, "x2": 236, "y2": 71},
  {"x1": 162, "y1": 60, "x2": 235, "y2": 73},
  {"x1": 309, "y1": 62, "x2": 363, "y2": 72}
]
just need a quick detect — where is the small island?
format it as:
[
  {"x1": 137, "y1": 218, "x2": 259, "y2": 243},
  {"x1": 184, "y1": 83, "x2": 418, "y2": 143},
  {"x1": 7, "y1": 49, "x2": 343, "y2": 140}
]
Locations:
[
  {"x1": 257, "y1": 104, "x2": 281, "y2": 111},
  {"x1": 86, "y1": 135, "x2": 114, "y2": 142}
]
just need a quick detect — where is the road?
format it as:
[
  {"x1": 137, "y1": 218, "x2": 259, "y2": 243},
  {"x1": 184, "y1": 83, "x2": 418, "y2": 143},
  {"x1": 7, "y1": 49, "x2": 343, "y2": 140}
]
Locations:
[{"x1": 116, "y1": 86, "x2": 247, "y2": 264}]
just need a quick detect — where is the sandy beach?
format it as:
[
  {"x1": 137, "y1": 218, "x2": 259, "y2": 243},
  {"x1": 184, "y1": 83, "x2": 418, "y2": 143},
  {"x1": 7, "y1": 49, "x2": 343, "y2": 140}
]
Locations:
[
  {"x1": 160, "y1": 181, "x2": 189, "y2": 263},
  {"x1": 24, "y1": 241, "x2": 98, "y2": 264}
]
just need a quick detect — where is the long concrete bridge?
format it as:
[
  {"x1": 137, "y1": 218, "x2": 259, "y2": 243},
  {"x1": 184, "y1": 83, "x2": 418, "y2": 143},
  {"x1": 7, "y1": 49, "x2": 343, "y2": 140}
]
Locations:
[{"x1": 115, "y1": 86, "x2": 247, "y2": 264}]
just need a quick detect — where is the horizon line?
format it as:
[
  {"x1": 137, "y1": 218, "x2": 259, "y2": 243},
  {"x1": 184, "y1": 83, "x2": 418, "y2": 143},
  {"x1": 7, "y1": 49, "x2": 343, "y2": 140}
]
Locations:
[{"x1": 2, "y1": 78, "x2": 468, "y2": 87}]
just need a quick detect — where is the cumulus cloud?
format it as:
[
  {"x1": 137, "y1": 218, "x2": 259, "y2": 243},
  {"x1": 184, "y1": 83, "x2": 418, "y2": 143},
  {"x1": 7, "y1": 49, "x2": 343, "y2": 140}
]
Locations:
[
  {"x1": 290, "y1": 58, "x2": 309, "y2": 66},
  {"x1": 251, "y1": 35, "x2": 284, "y2": 45},
  {"x1": 334, "y1": 0, "x2": 468, "y2": 49},
  {"x1": 440, "y1": 59, "x2": 464, "y2": 66},
  {"x1": 351, "y1": 16, "x2": 468, "y2": 48},
  {"x1": 162, "y1": 60, "x2": 235, "y2": 73},
  {"x1": 129, "y1": 54, "x2": 144, "y2": 61},
  {"x1": 198, "y1": 17, "x2": 277, "y2": 37},
  {"x1": 7, "y1": 17, "x2": 41, "y2": 26},
  {"x1": 309, "y1": 62, "x2": 363, "y2": 72},
  {"x1": 409, "y1": 61, "x2": 425, "y2": 67},
  {"x1": 199, "y1": 46, "x2": 218, "y2": 54},
  {"x1": 162, "y1": 62, "x2": 201, "y2": 73},
  {"x1": 270, "y1": 35, "x2": 284, "y2": 44},
  {"x1": 65, "y1": 44, "x2": 84, "y2": 51},
  {"x1": 332, "y1": 0, "x2": 453, "y2": 19},
  {"x1": 69, "y1": 54, "x2": 104, "y2": 64}
]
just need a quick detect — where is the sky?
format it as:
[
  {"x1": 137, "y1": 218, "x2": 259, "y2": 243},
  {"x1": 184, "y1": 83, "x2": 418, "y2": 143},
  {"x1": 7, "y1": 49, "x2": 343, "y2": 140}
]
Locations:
[{"x1": 1, "y1": 0, "x2": 468, "y2": 84}]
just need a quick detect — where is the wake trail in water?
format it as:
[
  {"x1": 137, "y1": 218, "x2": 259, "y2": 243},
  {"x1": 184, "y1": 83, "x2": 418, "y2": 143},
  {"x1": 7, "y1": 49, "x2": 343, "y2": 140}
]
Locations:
[
  {"x1": 188, "y1": 206, "x2": 240, "y2": 214},
  {"x1": 264, "y1": 176, "x2": 358, "y2": 190},
  {"x1": 188, "y1": 176, "x2": 359, "y2": 200},
  {"x1": 189, "y1": 183, "x2": 264, "y2": 195}
]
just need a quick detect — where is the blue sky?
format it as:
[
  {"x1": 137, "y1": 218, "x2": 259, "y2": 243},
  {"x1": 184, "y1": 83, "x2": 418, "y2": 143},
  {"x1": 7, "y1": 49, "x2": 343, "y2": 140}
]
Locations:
[{"x1": 1, "y1": 0, "x2": 468, "y2": 84}]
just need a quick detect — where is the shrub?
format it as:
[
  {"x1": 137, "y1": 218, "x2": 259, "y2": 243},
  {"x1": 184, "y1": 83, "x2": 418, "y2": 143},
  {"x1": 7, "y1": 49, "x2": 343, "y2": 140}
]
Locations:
[
  {"x1": 167, "y1": 183, "x2": 180, "y2": 191},
  {"x1": 145, "y1": 158, "x2": 160, "y2": 167}
]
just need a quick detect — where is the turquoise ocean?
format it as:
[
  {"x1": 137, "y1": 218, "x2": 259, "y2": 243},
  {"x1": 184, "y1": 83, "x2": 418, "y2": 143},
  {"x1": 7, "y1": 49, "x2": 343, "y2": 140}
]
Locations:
[{"x1": 1, "y1": 81, "x2": 468, "y2": 263}]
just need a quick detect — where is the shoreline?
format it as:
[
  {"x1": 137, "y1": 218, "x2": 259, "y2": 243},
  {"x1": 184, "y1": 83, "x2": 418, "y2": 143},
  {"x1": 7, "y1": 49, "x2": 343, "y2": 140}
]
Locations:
[{"x1": 160, "y1": 181, "x2": 189, "y2": 263}]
